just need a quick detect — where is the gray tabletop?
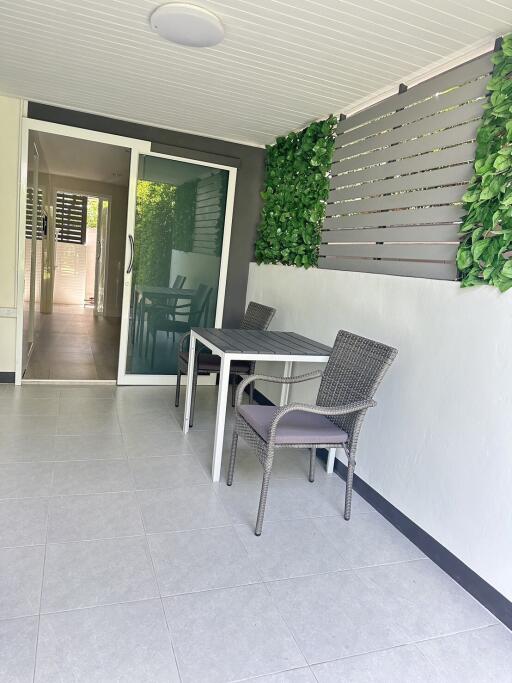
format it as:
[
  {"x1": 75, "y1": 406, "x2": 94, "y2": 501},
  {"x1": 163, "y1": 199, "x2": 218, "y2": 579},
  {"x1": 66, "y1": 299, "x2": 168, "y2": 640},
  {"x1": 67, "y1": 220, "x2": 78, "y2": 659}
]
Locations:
[{"x1": 192, "y1": 328, "x2": 332, "y2": 356}]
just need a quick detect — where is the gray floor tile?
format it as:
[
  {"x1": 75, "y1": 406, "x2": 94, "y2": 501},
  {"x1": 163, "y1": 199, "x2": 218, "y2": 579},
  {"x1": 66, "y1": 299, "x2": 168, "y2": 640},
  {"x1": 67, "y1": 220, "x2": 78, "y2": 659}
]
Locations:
[
  {"x1": 0, "y1": 616, "x2": 38, "y2": 683},
  {"x1": 218, "y1": 477, "x2": 349, "y2": 528},
  {"x1": 267, "y1": 570, "x2": 408, "y2": 664},
  {"x1": 123, "y1": 429, "x2": 192, "y2": 458},
  {"x1": 41, "y1": 536, "x2": 158, "y2": 612},
  {"x1": 0, "y1": 396, "x2": 59, "y2": 416},
  {"x1": 0, "y1": 415, "x2": 57, "y2": 435},
  {"x1": 235, "y1": 518, "x2": 348, "y2": 580},
  {"x1": 55, "y1": 412, "x2": 120, "y2": 436},
  {"x1": 52, "y1": 433, "x2": 126, "y2": 461},
  {"x1": 0, "y1": 498, "x2": 48, "y2": 547},
  {"x1": 314, "y1": 512, "x2": 424, "y2": 568},
  {"x1": 138, "y1": 484, "x2": 231, "y2": 533},
  {"x1": 163, "y1": 583, "x2": 305, "y2": 683},
  {"x1": 0, "y1": 462, "x2": 53, "y2": 499},
  {"x1": 35, "y1": 599, "x2": 179, "y2": 682},
  {"x1": 57, "y1": 397, "x2": 117, "y2": 416},
  {"x1": 245, "y1": 669, "x2": 317, "y2": 682},
  {"x1": 149, "y1": 526, "x2": 261, "y2": 596},
  {"x1": 59, "y1": 386, "x2": 117, "y2": 399},
  {"x1": 52, "y1": 460, "x2": 134, "y2": 495},
  {"x1": 131, "y1": 455, "x2": 209, "y2": 490},
  {"x1": 47, "y1": 492, "x2": 144, "y2": 542},
  {"x1": 358, "y1": 559, "x2": 497, "y2": 641},
  {"x1": 196, "y1": 446, "x2": 328, "y2": 485},
  {"x1": 0, "y1": 546, "x2": 45, "y2": 618},
  {"x1": 118, "y1": 411, "x2": 181, "y2": 435},
  {"x1": 416, "y1": 624, "x2": 512, "y2": 682},
  {"x1": 311, "y1": 644, "x2": 437, "y2": 682},
  {"x1": 0, "y1": 434, "x2": 55, "y2": 463}
]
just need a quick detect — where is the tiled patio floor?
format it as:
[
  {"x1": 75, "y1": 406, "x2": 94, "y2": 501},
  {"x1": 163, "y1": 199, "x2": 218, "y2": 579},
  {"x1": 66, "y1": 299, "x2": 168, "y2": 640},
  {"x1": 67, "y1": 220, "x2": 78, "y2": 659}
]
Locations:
[{"x1": 0, "y1": 384, "x2": 510, "y2": 682}]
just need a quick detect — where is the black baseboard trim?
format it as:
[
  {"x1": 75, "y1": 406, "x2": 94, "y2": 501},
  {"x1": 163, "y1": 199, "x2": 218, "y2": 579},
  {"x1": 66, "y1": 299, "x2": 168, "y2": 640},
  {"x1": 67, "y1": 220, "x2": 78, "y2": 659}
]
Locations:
[
  {"x1": 0, "y1": 372, "x2": 15, "y2": 384},
  {"x1": 250, "y1": 388, "x2": 512, "y2": 630}
]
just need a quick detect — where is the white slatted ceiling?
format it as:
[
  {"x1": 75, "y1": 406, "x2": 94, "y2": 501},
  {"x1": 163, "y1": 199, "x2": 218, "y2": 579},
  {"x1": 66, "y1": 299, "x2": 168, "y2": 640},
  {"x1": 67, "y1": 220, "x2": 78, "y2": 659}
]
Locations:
[{"x1": 0, "y1": 0, "x2": 509, "y2": 145}]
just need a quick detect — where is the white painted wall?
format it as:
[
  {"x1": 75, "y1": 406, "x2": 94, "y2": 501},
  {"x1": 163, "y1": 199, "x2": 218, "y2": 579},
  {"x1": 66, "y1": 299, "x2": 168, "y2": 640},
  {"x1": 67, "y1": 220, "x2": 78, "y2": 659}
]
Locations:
[
  {"x1": 247, "y1": 262, "x2": 512, "y2": 602},
  {"x1": 0, "y1": 95, "x2": 22, "y2": 373}
]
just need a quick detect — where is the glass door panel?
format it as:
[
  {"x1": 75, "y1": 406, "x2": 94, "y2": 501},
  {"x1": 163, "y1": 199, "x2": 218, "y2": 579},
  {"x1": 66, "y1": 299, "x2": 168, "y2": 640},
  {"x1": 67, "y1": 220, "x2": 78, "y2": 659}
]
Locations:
[{"x1": 124, "y1": 154, "x2": 229, "y2": 377}]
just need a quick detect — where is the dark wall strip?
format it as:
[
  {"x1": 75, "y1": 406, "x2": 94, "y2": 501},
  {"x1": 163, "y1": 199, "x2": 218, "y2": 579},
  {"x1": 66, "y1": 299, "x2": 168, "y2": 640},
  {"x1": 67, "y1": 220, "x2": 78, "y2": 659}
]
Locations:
[{"x1": 0, "y1": 372, "x2": 15, "y2": 383}]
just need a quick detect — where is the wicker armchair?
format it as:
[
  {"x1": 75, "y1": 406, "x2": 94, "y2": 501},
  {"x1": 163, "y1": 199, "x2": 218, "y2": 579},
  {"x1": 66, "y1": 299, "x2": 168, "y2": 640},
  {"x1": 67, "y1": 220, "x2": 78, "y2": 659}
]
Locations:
[
  {"x1": 227, "y1": 329, "x2": 397, "y2": 535},
  {"x1": 175, "y1": 301, "x2": 276, "y2": 427}
]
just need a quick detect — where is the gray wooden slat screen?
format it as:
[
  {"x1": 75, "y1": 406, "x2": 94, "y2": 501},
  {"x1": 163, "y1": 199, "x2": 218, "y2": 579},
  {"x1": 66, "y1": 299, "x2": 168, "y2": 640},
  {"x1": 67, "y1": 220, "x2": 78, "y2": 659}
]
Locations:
[
  {"x1": 321, "y1": 52, "x2": 493, "y2": 279},
  {"x1": 55, "y1": 192, "x2": 88, "y2": 244},
  {"x1": 25, "y1": 187, "x2": 44, "y2": 239},
  {"x1": 192, "y1": 173, "x2": 227, "y2": 256}
]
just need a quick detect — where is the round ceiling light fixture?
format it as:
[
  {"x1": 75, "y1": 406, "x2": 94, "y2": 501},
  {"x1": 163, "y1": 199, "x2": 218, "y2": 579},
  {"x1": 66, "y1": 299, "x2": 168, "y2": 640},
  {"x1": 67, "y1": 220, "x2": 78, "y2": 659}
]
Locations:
[{"x1": 150, "y1": 3, "x2": 224, "y2": 47}]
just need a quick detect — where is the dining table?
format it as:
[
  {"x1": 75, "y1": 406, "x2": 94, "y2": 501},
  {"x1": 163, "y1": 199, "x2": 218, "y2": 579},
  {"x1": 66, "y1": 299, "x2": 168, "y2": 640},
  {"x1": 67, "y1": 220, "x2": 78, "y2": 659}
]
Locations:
[{"x1": 182, "y1": 328, "x2": 333, "y2": 482}]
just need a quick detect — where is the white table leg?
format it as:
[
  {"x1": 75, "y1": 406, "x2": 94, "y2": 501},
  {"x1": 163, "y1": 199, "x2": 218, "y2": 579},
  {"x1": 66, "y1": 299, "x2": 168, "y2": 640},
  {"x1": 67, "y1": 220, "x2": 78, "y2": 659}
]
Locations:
[
  {"x1": 212, "y1": 353, "x2": 230, "y2": 482},
  {"x1": 326, "y1": 448, "x2": 337, "y2": 474},
  {"x1": 182, "y1": 332, "x2": 196, "y2": 434},
  {"x1": 279, "y1": 361, "x2": 293, "y2": 406}
]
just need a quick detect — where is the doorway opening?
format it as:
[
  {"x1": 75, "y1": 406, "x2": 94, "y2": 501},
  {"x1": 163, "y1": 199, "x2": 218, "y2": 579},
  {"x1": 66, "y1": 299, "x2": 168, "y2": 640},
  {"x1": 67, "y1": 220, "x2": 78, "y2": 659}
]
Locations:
[{"x1": 22, "y1": 130, "x2": 131, "y2": 380}]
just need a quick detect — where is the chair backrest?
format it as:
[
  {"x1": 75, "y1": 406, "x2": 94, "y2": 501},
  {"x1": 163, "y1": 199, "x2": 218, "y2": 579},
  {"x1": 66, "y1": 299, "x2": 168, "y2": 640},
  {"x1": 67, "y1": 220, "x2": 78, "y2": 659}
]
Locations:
[
  {"x1": 172, "y1": 275, "x2": 186, "y2": 289},
  {"x1": 317, "y1": 329, "x2": 397, "y2": 446},
  {"x1": 240, "y1": 301, "x2": 276, "y2": 331},
  {"x1": 189, "y1": 284, "x2": 212, "y2": 326}
]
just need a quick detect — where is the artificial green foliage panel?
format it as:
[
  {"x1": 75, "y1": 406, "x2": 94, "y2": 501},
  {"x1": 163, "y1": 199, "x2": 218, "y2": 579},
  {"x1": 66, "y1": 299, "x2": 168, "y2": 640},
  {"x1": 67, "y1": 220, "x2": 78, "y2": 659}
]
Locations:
[
  {"x1": 255, "y1": 116, "x2": 338, "y2": 268},
  {"x1": 457, "y1": 35, "x2": 512, "y2": 292}
]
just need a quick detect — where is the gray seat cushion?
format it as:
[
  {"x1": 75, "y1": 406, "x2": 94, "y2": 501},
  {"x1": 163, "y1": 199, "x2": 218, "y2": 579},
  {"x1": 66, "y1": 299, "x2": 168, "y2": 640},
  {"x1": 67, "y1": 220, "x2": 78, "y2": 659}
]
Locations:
[{"x1": 238, "y1": 405, "x2": 348, "y2": 445}]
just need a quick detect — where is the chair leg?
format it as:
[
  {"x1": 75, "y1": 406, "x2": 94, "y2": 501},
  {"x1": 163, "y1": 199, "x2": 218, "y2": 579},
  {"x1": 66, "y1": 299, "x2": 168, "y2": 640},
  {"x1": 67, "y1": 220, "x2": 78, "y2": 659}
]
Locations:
[
  {"x1": 189, "y1": 361, "x2": 198, "y2": 428},
  {"x1": 150, "y1": 330, "x2": 157, "y2": 369},
  {"x1": 226, "y1": 430, "x2": 238, "y2": 486},
  {"x1": 309, "y1": 447, "x2": 316, "y2": 483},
  {"x1": 255, "y1": 469, "x2": 272, "y2": 536},
  {"x1": 230, "y1": 373, "x2": 236, "y2": 407},
  {"x1": 344, "y1": 453, "x2": 356, "y2": 521},
  {"x1": 175, "y1": 368, "x2": 181, "y2": 407},
  {"x1": 249, "y1": 381, "x2": 254, "y2": 404}
]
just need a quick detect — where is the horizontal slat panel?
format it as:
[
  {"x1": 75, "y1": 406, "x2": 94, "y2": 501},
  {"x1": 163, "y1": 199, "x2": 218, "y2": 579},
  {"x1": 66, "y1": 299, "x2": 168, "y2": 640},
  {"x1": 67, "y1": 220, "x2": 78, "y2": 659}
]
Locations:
[
  {"x1": 331, "y1": 142, "x2": 475, "y2": 187},
  {"x1": 335, "y1": 99, "x2": 484, "y2": 159},
  {"x1": 337, "y1": 53, "x2": 492, "y2": 135},
  {"x1": 330, "y1": 163, "x2": 472, "y2": 201},
  {"x1": 319, "y1": 256, "x2": 458, "y2": 280},
  {"x1": 323, "y1": 204, "x2": 463, "y2": 229},
  {"x1": 322, "y1": 224, "x2": 460, "y2": 243},
  {"x1": 338, "y1": 78, "x2": 488, "y2": 147},
  {"x1": 326, "y1": 185, "x2": 465, "y2": 216},
  {"x1": 333, "y1": 119, "x2": 479, "y2": 168},
  {"x1": 319, "y1": 243, "x2": 458, "y2": 260}
]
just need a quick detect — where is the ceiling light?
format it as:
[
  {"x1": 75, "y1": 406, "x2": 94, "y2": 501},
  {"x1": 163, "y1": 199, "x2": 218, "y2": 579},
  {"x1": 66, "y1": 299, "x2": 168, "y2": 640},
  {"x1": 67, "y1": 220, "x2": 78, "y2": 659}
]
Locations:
[{"x1": 150, "y1": 3, "x2": 224, "y2": 48}]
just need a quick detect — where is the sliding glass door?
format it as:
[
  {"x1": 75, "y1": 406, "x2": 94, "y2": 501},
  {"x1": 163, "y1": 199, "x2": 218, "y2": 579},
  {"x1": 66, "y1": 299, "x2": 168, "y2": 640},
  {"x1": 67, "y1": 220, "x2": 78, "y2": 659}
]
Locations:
[{"x1": 117, "y1": 153, "x2": 235, "y2": 384}]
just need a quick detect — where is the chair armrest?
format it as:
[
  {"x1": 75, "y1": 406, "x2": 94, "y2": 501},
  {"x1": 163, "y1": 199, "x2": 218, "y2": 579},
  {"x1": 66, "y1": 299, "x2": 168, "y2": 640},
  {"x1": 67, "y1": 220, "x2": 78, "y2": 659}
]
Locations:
[
  {"x1": 235, "y1": 370, "x2": 323, "y2": 406},
  {"x1": 178, "y1": 331, "x2": 207, "y2": 357},
  {"x1": 268, "y1": 399, "x2": 376, "y2": 444}
]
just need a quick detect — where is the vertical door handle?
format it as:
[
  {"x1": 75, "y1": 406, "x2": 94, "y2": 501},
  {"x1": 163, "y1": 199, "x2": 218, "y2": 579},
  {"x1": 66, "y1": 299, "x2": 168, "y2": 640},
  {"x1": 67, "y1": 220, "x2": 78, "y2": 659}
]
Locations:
[{"x1": 127, "y1": 235, "x2": 134, "y2": 274}]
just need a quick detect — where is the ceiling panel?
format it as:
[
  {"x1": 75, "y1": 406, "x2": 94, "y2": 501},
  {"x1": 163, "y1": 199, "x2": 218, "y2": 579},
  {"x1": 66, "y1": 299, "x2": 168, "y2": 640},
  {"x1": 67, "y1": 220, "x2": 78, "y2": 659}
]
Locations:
[{"x1": 0, "y1": 0, "x2": 509, "y2": 145}]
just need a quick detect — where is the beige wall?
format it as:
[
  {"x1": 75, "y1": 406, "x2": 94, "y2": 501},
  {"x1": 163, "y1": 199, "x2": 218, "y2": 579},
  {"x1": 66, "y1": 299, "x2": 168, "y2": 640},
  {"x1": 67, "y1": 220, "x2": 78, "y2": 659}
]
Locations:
[{"x1": 0, "y1": 95, "x2": 22, "y2": 374}]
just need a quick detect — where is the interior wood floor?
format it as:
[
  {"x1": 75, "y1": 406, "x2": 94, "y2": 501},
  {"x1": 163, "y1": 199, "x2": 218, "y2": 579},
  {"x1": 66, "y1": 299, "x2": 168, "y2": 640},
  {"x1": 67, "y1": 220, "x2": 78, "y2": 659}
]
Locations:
[{"x1": 24, "y1": 304, "x2": 120, "y2": 380}]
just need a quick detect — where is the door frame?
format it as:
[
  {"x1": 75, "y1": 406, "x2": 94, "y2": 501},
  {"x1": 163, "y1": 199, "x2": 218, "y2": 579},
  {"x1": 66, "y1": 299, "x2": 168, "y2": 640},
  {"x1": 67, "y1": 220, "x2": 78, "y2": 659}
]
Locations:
[
  {"x1": 116, "y1": 149, "x2": 238, "y2": 385},
  {"x1": 15, "y1": 117, "x2": 150, "y2": 384}
]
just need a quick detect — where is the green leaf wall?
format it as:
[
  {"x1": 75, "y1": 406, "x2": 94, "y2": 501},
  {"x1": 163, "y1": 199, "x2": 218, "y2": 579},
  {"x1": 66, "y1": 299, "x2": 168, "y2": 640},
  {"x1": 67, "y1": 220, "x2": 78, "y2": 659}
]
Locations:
[
  {"x1": 255, "y1": 116, "x2": 337, "y2": 268},
  {"x1": 457, "y1": 34, "x2": 512, "y2": 292}
]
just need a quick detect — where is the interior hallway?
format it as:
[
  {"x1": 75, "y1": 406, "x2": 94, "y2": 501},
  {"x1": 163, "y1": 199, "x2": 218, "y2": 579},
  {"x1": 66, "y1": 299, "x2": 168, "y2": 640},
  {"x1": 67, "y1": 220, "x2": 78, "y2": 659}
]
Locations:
[{"x1": 24, "y1": 304, "x2": 120, "y2": 380}]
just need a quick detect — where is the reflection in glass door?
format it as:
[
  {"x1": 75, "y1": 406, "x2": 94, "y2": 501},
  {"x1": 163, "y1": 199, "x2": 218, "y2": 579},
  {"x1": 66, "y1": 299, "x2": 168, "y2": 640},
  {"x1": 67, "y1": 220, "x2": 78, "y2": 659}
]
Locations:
[{"x1": 121, "y1": 154, "x2": 234, "y2": 380}]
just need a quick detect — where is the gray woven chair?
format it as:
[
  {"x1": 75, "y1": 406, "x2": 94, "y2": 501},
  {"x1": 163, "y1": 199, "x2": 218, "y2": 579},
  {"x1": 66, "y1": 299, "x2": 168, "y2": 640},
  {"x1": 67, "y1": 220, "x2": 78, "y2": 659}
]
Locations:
[
  {"x1": 227, "y1": 329, "x2": 397, "y2": 535},
  {"x1": 175, "y1": 301, "x2": 276, "y2": 427}
]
